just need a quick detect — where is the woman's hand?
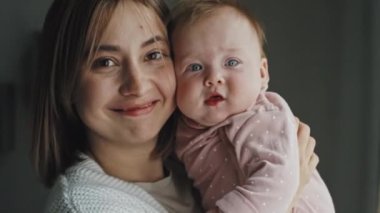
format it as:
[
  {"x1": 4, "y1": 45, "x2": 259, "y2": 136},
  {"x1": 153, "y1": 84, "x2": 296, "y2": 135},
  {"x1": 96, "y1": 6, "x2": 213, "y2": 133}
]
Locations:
[
  {"x1": 297, "y1": 118, "x2": 319, "y2": 189},
  {"x1": 288, "y1": 118, "x2": 319, "y2": 212}
]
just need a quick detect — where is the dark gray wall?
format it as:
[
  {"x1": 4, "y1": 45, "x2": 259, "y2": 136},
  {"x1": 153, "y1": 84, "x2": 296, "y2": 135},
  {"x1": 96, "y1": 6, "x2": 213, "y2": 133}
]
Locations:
[
  {"x1": 244, "y1": 0, "x2": 380, "y2": 212},
  {"x1": 0, "y1": 0, "x2": 378, "y2": 212},
  {"x1": 0, "y1": 1, "x2": 51, "y2": 212}
]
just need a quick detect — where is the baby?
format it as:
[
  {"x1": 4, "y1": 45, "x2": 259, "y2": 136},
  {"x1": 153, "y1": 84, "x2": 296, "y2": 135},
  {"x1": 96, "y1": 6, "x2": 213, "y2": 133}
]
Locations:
[{"x1": 169, "y1": 0, "x2": 335, "y2": 212}]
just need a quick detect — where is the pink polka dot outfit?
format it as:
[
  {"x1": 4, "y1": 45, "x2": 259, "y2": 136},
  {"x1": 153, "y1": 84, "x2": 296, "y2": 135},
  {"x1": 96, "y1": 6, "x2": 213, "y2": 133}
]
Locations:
[{"x1": 176, "y1": 92, "x2": 335, "y2": 213}]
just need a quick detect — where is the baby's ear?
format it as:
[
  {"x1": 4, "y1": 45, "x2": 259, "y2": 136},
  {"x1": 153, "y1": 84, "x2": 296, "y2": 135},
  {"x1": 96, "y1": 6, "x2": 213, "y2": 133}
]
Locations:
[{"x1": 260, "y1": 58, "x2": 270, "y2": 91}]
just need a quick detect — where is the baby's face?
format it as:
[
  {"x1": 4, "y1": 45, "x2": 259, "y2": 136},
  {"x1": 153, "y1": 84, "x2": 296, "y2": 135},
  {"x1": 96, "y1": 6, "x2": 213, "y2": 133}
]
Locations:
[{"x1": 172, "y1": 6, "x2": 269, "y2": 126}]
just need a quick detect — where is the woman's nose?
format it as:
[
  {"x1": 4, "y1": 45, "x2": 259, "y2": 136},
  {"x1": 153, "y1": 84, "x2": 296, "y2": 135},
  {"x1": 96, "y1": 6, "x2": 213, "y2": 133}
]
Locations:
[
  {"x1": 204, "y1": 69, "x2": 225, "y2": 87},
  {"x1": 119, "y1": 64, "x2": 148, "y2": 96}
]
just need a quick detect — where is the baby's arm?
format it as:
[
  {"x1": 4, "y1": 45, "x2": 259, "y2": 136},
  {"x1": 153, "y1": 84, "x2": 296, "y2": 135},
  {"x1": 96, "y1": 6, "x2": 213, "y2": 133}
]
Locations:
[
  {"x1": 207, "y1": 119, "x2": 320, "y2": 213},
  {"x1": 204, "y1": 92, "x2": 301, "y2": 212},
  {"x1": 214, "y1": 107, "x2": 300, "y2": 213}
]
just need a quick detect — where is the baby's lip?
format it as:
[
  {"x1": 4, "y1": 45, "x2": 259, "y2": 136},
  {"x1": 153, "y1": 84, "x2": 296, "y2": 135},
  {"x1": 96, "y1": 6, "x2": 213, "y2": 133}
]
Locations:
[
  {"x1": 207, "y1": 92, "x2": 224, "y2": 99},
  {"x1": 205, "y1": 92, "x2": 225, "y2": 106}
]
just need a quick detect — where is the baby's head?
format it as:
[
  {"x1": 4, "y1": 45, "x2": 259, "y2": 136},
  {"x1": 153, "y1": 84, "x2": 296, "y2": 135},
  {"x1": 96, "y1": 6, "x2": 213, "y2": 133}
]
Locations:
[{"x1": 170, "y1": 0, "x2": 269, "y2": 127}]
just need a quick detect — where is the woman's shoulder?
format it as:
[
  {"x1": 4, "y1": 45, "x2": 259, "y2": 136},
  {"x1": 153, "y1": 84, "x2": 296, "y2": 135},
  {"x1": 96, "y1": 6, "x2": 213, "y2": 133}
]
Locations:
[{"x1": 44, "y1": 155, "x2": 167, "y2": 213}]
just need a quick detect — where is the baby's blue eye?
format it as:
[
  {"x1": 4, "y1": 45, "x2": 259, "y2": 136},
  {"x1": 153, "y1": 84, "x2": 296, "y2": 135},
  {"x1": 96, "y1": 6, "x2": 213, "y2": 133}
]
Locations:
[
  {"x1": 225, "y1": 59, "x2": 240, "y2": 67},
  {"x1": 189, "y1": 63, "x2": 203, "y2": 72}
]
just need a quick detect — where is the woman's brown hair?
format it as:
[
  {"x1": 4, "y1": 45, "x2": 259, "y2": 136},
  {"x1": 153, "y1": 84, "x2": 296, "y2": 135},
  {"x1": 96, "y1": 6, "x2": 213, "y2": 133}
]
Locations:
[{"x1": 32, "y1": 0, "x2": 172, "y2": 188}]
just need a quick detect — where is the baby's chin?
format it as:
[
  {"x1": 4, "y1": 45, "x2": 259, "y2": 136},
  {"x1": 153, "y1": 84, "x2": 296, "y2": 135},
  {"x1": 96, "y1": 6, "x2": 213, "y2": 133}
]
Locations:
[
  {"x1": 195, "y1": 114, "x2": 229, "y2": 127},
  {"x1": 193, "y1": 108, "x2": 249, "y2": 127}
]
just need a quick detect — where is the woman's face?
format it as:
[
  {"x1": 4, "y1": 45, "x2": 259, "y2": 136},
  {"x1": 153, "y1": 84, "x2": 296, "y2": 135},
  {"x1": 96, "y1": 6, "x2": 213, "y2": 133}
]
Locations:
[{"x1": 75, "y1": 1, "x2": 176, "y2": 148}]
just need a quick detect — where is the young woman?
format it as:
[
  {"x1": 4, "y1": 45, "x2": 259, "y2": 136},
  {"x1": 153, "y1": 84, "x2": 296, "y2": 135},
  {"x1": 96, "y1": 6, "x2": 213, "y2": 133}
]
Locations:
[{"x1": 32, "y1": 0, "x2": 319, "y2": 212}]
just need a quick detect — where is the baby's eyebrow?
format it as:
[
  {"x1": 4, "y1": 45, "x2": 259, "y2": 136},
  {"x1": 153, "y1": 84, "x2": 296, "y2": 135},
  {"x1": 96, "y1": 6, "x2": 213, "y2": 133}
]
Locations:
[{"x1": 219, "y1": 47, "x2": 241, "y2": 53}]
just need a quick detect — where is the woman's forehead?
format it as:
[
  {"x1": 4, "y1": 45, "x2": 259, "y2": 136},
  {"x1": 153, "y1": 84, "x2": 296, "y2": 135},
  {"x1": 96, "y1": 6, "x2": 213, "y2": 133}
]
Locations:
[
  {"x1": 90, "y1": 2, "x2": 166, "y2": 54},
  {"x1": 84, "y1": 0, "x2": 168, "y2": 64},
  {"x1": 108, "y1": 1, "x2": 166, "y2": 37},
  {"x1": 119, "y1": 1, "x2": 165, "y2": 27}
]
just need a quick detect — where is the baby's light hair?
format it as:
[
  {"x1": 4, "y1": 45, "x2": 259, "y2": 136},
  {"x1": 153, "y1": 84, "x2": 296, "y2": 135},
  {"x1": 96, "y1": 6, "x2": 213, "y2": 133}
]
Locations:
[{"x1": 169, "y1": 0, "x2": 267, "y2": 58}]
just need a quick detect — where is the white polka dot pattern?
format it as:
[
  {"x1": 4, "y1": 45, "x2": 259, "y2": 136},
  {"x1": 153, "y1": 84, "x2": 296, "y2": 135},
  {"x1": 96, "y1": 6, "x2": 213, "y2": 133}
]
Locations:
[{"x1": 176, "y1": 92, "x2": 335, "y2": 212}]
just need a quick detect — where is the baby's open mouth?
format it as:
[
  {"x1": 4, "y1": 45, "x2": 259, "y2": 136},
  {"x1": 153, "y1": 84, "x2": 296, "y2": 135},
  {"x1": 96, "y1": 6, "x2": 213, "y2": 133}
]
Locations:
[{"x1": 205, "y1": 94, "x2": 225, "y2": 106}]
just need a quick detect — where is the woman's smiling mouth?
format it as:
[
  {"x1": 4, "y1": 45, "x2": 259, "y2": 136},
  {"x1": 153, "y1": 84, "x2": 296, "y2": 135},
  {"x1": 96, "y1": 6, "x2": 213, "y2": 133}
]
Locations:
[{"x1": 112, "y1": 100, "x2": 159, "y2": 116}]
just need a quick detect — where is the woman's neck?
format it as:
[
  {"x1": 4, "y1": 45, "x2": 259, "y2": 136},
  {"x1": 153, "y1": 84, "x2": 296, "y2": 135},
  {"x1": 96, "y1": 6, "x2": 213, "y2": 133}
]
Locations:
[{"x1": 89, "y1": 139, "x2": 165, "y2": 183}]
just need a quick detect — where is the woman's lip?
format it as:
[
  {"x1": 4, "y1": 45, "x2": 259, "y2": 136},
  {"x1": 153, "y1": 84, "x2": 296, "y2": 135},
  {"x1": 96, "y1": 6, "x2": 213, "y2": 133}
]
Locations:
[{"x1": 111, "y1": 101, "x2": 158, "y2": 117}]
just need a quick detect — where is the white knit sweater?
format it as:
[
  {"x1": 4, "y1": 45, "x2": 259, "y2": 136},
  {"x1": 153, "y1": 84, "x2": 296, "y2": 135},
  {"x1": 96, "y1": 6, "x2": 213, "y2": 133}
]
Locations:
[{"x1": 45, "y1": 155, "x2": 169, "y2": 213}]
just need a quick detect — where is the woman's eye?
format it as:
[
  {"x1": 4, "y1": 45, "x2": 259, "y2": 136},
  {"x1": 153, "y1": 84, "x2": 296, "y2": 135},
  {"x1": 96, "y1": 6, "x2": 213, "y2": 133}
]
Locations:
[
  {"x1": 146, "y1": 51, "x2": 163, "y2": 61},
  {"x1": 92, "y1": 58, "x2": 116, "y2": 69},
  {"x1": 225, "y1": 59, "x2": 240, "y2": 67},
  {"x1": 188, "y1": 63, "x2": 203, "y2": 72}
]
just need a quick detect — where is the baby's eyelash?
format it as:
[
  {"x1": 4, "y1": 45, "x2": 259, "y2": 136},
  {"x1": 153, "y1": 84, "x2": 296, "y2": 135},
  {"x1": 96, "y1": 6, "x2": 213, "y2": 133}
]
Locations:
[
  {"x1": 187, "y1": 63, "x2": 203, "y2": 72},
  {"x1": 225, "y1": 58, "x2": 241, "y2": 67}
]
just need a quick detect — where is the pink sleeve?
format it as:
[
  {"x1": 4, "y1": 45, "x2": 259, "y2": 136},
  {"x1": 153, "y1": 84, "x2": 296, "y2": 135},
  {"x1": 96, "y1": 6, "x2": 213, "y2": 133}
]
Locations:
[{"x1": 215, "y1": 96, "x2": 300, "y2": 212}]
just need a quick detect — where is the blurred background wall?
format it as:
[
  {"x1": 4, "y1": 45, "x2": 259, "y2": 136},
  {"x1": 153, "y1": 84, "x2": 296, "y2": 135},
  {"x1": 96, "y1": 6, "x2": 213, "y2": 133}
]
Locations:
[
  {"x1": 244, "y1": 0, "x2": 380, "y2": 212},
  {"x1": 0, "y1": 0, "x2": 51, "y2": 212},
  {"x1": 0, "y1": 0, "x2": 378, "y2": 212}
]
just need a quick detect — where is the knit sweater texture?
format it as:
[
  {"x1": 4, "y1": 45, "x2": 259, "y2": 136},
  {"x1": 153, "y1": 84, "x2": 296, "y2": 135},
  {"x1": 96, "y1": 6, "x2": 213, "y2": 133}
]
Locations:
[{"x1": 45, "y1": 155, "x2": 168, "y2": 213}]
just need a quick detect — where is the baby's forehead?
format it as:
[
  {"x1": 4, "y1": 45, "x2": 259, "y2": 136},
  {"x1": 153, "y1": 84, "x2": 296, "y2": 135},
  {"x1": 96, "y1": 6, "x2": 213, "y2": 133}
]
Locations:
[
  {"x1": 181, "y1": 6, "x2": 258, "y2": 34},
  {"x1": 191, "y1": 6, "x2": 247, "y2": 25},
  {"x1": 170, "y1": 1, "x2": 266, "y2": 56}
]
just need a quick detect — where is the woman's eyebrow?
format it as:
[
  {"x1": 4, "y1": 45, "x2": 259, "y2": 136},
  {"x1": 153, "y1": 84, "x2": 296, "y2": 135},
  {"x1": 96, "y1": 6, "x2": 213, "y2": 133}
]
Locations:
[
  {"x1": 95, "y1": 35, "x2": 166, "y2": 52},
  {"x1": 97, "y1": 45, "x2": 121, "y2": 52},
  {"x1": 141, "y1": 35, "x2": 167, "y2": 48}
]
